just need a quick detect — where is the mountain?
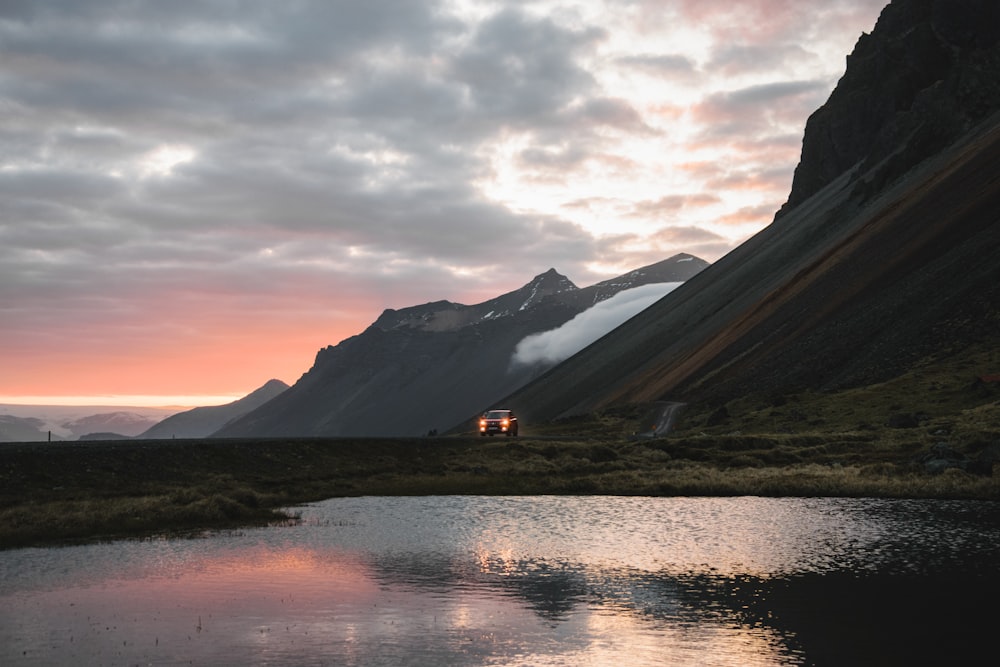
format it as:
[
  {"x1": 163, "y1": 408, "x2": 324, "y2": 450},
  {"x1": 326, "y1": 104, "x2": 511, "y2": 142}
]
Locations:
[
  {"x1": 0, "y1": 415, "x2": 59, "y2": 443},
  {"x1": 137, "y1": 379, "x2": 290, "y2": 439},
  {"x1": 215, "y1": 254, "x2": 708, "y2": 437},
  {"x1": 491, "y1": 0, "x2": 1000, "y2": 424},
  {"x1": 78, "y1": 432, "x2": 133, "y2": 441},
  {"x1": 62, "y1": 411, "x2": 161, "y2": 439},
  {"x1": 0, "y1": 405, "x2": 178, "y2": 442},
  {"x1": 780, "y1": 0, "x2": 1000, "y2": 216}
]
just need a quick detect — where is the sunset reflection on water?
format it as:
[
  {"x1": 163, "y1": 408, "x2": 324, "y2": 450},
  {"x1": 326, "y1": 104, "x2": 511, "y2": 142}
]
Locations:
[{"x1": 3, "y1": 495, "x2": 999, "y2": 665}]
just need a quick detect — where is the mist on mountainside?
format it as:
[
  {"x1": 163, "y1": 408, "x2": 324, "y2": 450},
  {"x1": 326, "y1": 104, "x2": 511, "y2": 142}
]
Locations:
[{"x1": 509, "y1": 282, "x2": 683, "y2": 369}]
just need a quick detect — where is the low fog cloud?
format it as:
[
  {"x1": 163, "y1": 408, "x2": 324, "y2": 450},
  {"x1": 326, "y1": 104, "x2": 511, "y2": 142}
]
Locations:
[{"x1": 511, "y1": 282, "x2": 683, "y2": 368}]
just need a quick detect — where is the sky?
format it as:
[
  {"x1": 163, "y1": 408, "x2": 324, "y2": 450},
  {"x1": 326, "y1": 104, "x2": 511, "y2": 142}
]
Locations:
[{"x1": 0, "y1": 0, "x2": 888, "y2": 407}]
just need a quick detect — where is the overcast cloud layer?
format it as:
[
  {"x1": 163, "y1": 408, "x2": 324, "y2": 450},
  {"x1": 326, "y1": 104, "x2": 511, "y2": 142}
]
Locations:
[{"x1": 0, "y1": 0, "x2": 887, "y2": 403}]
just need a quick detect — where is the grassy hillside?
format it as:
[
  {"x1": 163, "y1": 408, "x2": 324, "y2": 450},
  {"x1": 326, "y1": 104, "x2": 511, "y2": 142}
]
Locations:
[{"x1": 673, "y1": 343, "x2": 1000, "y2": 442}]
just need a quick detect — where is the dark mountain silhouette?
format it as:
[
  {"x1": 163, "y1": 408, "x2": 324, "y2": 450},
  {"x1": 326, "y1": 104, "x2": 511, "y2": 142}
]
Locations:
[
  {"x1": 79, "y1": 432, "x2": 133, "y2": 441},
  {"x1": 490, "y1": 0, "x2": 1000, "y2": 425},
  {"x1": 138, "y1": 379, "x2": 289, "y2": 439},
  {"x1": 215, "y1": 255, "x2": 707, "y2": 437}
]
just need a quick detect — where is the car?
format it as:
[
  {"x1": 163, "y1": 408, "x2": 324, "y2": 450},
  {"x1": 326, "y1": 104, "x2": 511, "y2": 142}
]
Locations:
[{"x1": 479, "y1": 409, "x2": 518, "y2": 436}]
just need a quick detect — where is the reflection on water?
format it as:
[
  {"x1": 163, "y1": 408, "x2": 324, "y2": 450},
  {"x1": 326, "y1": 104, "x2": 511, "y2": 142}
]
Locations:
[{"x1": 2, "y1": 496, "x2": 999, "y2": 665}]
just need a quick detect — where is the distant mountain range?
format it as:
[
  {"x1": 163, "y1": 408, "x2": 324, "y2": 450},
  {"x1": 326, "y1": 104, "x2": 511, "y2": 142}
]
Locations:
[
  {"x1": 63, "y1": 412, "x2": 161, "y2": 439},
  {"x1": 137, "y1": 379, "x2": 289, "y2": 439},
  {"x1": 0, "y1": 380, "x2": 288, "y2": 442},
  {"x1": 215, "y1": 254, "x2": 708, "y2": 437},
  {"x1": 0, "y1": 410, "x2": 163, "y2": 442},
  {"x1": 494, "y1": 0, "x2": 1000, "y2": 424}
]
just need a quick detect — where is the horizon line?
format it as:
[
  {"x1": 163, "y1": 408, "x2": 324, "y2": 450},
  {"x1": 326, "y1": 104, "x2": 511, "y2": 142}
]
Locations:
[{"x1": 0, "y1": 394, "x2": 247, "y2": 409}]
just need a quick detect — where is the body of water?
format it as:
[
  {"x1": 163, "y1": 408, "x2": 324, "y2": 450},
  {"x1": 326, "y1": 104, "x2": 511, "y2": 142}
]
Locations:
[{"x1": 2, "y1": 495, "x2": 999, "y2": 665}]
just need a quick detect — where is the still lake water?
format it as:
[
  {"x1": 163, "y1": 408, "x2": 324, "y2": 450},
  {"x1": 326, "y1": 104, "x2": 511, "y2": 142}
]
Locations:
[{"x1": 2, "y1": 495, "x2": 999, "y2": 666}]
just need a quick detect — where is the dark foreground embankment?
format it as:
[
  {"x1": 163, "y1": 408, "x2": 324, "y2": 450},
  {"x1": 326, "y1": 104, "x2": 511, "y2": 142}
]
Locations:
[{"x1": 3, "y1": 433, "x2": 998, "y2": 549}]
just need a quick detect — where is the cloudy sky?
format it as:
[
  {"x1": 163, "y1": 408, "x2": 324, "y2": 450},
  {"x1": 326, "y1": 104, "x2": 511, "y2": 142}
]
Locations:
[{"x1": 1, "y1": 0, "x2": 887, "y2": 406}]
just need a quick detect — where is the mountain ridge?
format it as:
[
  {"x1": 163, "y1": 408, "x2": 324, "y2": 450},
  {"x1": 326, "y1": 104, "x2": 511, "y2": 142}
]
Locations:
[
  {"x1": 215, "y1": 254, "x2": 708, "y2": 437},
  {"x1": 138, "y1": 379, "x2": 289, "y2": 439},
  {"x1": 780, "y1": 0, "x2": 1000, "y2": 216},
  {"x1": 372, "y1": 267, "x2": 579, "y2": 333}
]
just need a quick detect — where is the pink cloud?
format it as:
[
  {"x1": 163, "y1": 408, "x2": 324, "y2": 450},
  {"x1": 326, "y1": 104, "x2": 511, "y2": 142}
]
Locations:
[{"x1": 675, "y1": 0, "x2": 866, "y2": 43}]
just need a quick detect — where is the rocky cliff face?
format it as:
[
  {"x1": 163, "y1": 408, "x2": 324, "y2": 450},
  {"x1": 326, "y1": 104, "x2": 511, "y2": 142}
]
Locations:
[
  {"x1": 780, "y1": 0, "x2": 1000, "y2": 216},
  {"x1": 216, "y1": 254, "x2": 707, "y2": 437},
  {"x1": 372, "y1": 268, "x2": 579, "y2": 333}
]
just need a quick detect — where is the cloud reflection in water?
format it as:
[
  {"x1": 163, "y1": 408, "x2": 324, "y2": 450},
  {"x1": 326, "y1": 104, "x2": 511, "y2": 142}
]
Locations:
[{"x1": 2, "y1": 495, "x2": 999, "y2": 665}]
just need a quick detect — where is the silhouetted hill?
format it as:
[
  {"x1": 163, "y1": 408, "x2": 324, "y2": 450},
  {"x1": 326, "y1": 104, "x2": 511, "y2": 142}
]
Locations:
[
  {"x1": 78, "y1": 432, "x2": 132, "y2": 441},
  {"x1": 138, "y1": 379, "x2": 289, "y2": 439},
  {"x1": 216, "y1": 255, "x2": 707, "y2": 437},
  {"x1": 492, "y1": 0, "x2": 1000, "y2": 424}
]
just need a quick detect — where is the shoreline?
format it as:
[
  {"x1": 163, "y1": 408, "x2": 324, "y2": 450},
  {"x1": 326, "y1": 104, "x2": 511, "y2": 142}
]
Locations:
[{"x1": 3, "y1": 434, "x2": 998, "y2": 549}]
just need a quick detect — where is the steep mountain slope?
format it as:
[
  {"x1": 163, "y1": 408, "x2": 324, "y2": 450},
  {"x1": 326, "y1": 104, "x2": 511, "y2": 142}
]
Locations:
[
  {"x1": 494, "y1": 0, "x2": 1000, "y2": 424},
  {"x1": 216, "y1": 255, "x2": 707, "y2": 437},
  {"x1": 137, "y1": 379, "x2": 289, "y2": 439},
  {"x1": 780, "y1": 0, "x2": 1000, "y2": 215}
]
